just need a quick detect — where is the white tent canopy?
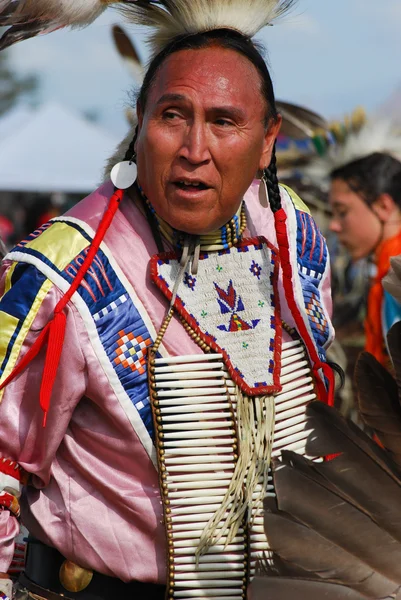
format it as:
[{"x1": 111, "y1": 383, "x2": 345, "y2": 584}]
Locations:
[{"x1": 0, "y1": 103, "x2": 121, "y2": 193}]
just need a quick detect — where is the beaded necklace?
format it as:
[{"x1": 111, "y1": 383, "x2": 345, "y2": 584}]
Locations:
[{"x1": 136, "y1": 184, "x2": 247, "y2": 252}]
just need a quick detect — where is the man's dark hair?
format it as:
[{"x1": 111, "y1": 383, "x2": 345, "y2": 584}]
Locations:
[{"x1": 124, "y1": 28, "x2": 283, "y2": 215}]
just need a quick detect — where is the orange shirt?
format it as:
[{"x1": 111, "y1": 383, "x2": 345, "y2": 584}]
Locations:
[{"x1": 365, "y1": 231, "x2": 401, "y2": 368}]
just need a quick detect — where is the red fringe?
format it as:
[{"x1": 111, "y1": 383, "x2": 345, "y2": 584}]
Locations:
[{"x1": 0, "y1": 189, "x2": 124, "y2": 426}]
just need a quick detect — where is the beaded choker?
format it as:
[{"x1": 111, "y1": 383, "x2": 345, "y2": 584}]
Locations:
[{"x1": 136, "y1": 184, "x2": 247, "y2": 252}]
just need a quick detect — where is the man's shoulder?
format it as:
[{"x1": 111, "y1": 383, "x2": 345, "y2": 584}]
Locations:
[{"x1": 7, "y1": 182, "x2": 114, "y2": 275}]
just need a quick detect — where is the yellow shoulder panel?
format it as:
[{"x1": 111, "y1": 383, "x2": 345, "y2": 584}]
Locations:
[
  {"x1": 25, "y1": 221, "x2": 89, "y2": 271},
  {"x1": 280, "y1": 184, "x2": 311, "y2": 215}
]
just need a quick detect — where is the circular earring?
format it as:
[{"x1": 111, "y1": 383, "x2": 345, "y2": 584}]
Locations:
[{"x1": 110, "y1": 152, "x2": 138, "y2": 190}]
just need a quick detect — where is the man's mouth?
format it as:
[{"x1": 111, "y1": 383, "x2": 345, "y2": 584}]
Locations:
[{"x1": 173, "y1": 179, "x2": 209, "y2": 191}]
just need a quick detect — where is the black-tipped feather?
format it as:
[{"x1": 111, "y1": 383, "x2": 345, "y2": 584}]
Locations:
[{"x1": 0, "y1": 21, "x2": 43, "y2": 51}]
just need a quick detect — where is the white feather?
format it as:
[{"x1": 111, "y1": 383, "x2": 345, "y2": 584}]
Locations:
[
  {"x1": 2, "y1": 0, "x2": 106, "y2": 27},
  {"x1": 306, "y1": 119, "x2": 401, "y2": 187},
  {"x1": 119, "y1": 0, "x2": 297, "y2": 54}
]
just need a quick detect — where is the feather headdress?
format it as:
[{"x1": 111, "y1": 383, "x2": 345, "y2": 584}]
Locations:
[
  {"x1": 306, "y1": 117, "x2": 401, "y2": 187},
  {"x1": 0, "y1": 0, "x2": 297, "y2": 52}
]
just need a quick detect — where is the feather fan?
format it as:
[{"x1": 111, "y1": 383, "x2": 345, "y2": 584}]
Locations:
[
  {"x1": 356, "y1": 346, "x2": 401, "y2": 468},
  {"x1": 250, "y1": 390, "x2": 401, "y2": 600},
  {"x1": 276, "y1": 100, "x2": 327, "y2": 140},
  {"x1": 118, "y1": 0, "x2": 298, "y2": 54},
  {"x1": 0, "y1": 0, "x2": 107, "y2": 50}
]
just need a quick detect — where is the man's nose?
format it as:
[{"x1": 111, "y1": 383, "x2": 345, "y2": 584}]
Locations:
[{"x1": 179, "y1": 122, "x2": 211, "y2": 165}]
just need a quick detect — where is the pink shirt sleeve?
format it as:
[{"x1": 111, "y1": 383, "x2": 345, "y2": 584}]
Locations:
[{"x1": 0, "y1": 261, "x2": 86, "y2": 572}]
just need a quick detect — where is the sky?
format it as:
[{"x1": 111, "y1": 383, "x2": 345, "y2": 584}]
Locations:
[{"x1": 6, "y1": 0, "x2": 401, "y2": 138}]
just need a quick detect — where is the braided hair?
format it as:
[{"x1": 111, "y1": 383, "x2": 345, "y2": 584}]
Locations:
[{"x1": 130, "y1": 28, "x2": 282, "y2": 214}]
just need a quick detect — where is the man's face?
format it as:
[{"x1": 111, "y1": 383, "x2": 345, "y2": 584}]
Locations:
[
  {"x1": 329, "y1": 178, "x2": 382, "y2": 260},
  {"x1": 136, "y1": 46, "x2": 280, "y2": 235}
]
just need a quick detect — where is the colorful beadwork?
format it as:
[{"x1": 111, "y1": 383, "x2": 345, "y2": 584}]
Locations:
[
  {"x1": 151, "y1": 236, "x2": 282, "y2": 396},
  {"x1": 114, "y1": 330, "x2": 152, "y2": 375}
]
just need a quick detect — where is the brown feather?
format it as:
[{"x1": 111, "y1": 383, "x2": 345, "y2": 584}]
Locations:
[
  {"x1": 263, "y1": 510, "x2": 398, "y2": 597},
  {"x1": 356, "y1": 350, "x2": 401, "y2": 467},
  {"x1": 272, "y1": 450, "x2": 401, "y2": 583},
  {"x1": 276, "y1": 100, "x2": 327, "y2": 139},
  {"x1": 249, "y1": 576, "x2": 370, "y2": 600},
  {"x1": 304, "y1": 402, "x2": 401, "y2": 483},
  {"x1": 112, "y1": 25, "x2": 142, "y2": 65}
]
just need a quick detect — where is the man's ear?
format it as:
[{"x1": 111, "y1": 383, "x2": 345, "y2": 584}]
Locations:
[
  {"x1": 372, "y1": 193, "x2": 398, "y2": 223},
  {"x1": 258, "y1": 114, "x2": 282, "y2": 172}
]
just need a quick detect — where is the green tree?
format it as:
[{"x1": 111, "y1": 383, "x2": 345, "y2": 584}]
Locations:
[{"x1": 0, "y1": 50, "x2": 38, "y2": 116}]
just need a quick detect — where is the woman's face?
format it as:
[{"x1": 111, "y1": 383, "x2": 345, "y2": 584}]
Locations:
[
  {"x1": 136, "y1": 46, "x2": 281, "y2": 235},
  {"x1": 329, "y1": 178, "x2": 382, "y2": 261}
]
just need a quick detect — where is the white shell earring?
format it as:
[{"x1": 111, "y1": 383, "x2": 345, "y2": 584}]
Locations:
[
  {"x1": 258, "y1": 170, "x2": 269, "y2": 208},
  {"x1": 110, "y1": 155, "x2": 137, "y2": 190}
]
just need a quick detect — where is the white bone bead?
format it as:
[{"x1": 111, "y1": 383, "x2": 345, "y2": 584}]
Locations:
[
  {"x1": 169, "y1": 489, "x2": 230, "y2": 499},
  {"x1": 155, "y1": 371, "x2": 227, "y2": 381},
  {"x1": 280, "y1": 367, "x2": 310, "y2": 385},
  {"x1": 173, "y1": 536, "x2": 243, "y2": 549},
  {"x1": 274, "y1": 428, "x2": 311, "y2": 446},
  {"x1": 274, "y1": 421, "x2": 309, "y2": 441},
  {"x1": 274, "y1": 413, "x2": 308, "y2": 432},
  {"x1": 172, "y1": 528, "x2": 244, "y2": 539},
  {"x1": 174, "y1": 591, "x2": 241, "y2": 598},
  {"x1": 157, "y1": 388, "x2": 227, "y2": 398},
  {"x1": 277, "y1": 376, "x2": 312, "y2": 394},
  {"x1": 165, "y1": 456, "x2": 233, "y2": 465},
  {"x1": 281, "y1": 340, "x2": 302, "y2": 350},
  {"x1": 163, "y1": 438, "x2": 233, "y2": 448},
  {"x1": 163, "y1": 428, "x2": 234, "y2": 439},
  {"x1": 174, "y1": 554, "x2": 245, "y2": 565},
  {"x1": 173, "y1": 544, "x2": 245, "y2": 555},
  {"x1": 165, "y1": 447, "x2": 233, "y2": 456},
  {"x1": 281, "y1": 345, "x2": 304, "y2": 359},
  {"x1": 279, "y1": 359, "x2": 308, "y2": 376},
  {"x1": 170, "y1": 495, "x2": 226, "y2": 506},
  {"x1": 174, "y1": 572, "x2": 244, "y2": 580},
  {"x1": 158, "y1": 395, "x2": 229, "y2": 406},
  {"x1": 161, "y1": 411, "x2": 232, "y2": 422},
  {"x1": 154, "y1": 362, "x2": 225, "y2": 373},
  {"x1": 162, "y1": 403, "x2": 230, "y2": 413},
  {"x1": 176, "y1": 563, "x2": 244, "y2": 571},
  {"x1": 156, "y1": 379, "x2": 227, "y2": 389},
  {"x1": 154, "y1": 354, "x2": 223, "y2": 364},
  {"x1": 171, "y1": 503, "x2": 227, "y2": 515},
  {"x1": 174, "y1": 581, "x2": 242, "y2": 588},
  {"x1": 166, "y1": 473, "x2": 233, "y2": 482},
  {"x1": 167, "y1": 463, "x2": 234, "y2": 472},
  {"x1": 275, "y1": 384, "x2": 314, "y2": 403},
  {"x1": 275, "y1": 405, "x2": 307, "y2": 422},
  {"x1": 281, "y1": 351, "x2": 306, "y2": 366},
  {"x1": 275, "y1": 394, "x2": 315, "y2": 413},
  {"x1": 162, "y1": 421, "x2": 233, "y2": 431}
]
